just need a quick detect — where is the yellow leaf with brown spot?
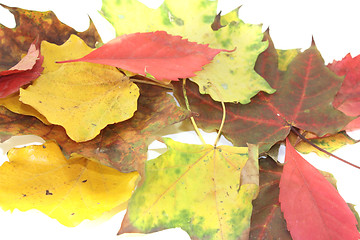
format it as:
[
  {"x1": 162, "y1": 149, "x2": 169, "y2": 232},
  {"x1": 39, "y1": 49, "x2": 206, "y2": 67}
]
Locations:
[{"x1": 0, "y1": 141, "x2": 139, "y2": 227}]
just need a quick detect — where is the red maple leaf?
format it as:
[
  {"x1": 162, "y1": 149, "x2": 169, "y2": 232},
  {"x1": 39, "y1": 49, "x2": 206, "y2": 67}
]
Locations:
[
  {"x1": 328, "y1": 53, "x2": 360, "y2": 130},
  {"x1": 0, "y1": 40, "x2": 43, "y2": 98},
  {"x1": 279, "y1": 138, "x2": 360, "y2": 240},
  {"x1": 57, "y1": 31, "x2": 229, "y2": 81},
  {"x1": 173, "y1": 32, "x2": 353, "y2": 152}
]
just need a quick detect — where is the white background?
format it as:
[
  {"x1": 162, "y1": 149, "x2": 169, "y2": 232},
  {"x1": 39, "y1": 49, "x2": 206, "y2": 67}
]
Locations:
[{"x1": 0, "y1": 0, "x2": 360, "y2": 239}]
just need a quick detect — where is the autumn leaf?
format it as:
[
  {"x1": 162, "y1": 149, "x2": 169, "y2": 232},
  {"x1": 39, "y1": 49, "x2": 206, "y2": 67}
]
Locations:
[
  {"x1": 288, "y1": 131, "x2": 356, "y2": 157},
  {"x1": 277, "y1": 48, "x2": 300, "y2": 71},
  {"x1": 0, "y1": 83, "x2": 190, "y2": 173},
  {"x1": 0, "y1": 93, "x2": 50, "y2": 125},
  {"x1": 101, "y1": 0, "x2": 275, "y2": 103},
  {"x1": 41, "y1": 34, "x2": 96, "y2": 74},
  {"x1": 174, "y1": 32, "x2": 353, "y2": 152},
  {"x1": 119, "y1": 138, "x2": 259, "y2": 240},
  {"x1": 0, "y1": 4, "x2": 101, "y2": 70},
  {"x1": 18, "y1": 35, "x2": 139, "y2": 142},
  {"x1": 20, "y1": 64, "x2": 138, "y2": 142},
  {"x1": 0, "y1": 40, "x2": 43, "y2": 98},
  {"x1": 328, "y1": 53, "x2": 360, "y2": 130},
  {"x1": 0, "y1": 35, "x2": 96, "y2": 123},
  {"x1": 279, "y1": 138, "x2": 360, "y2": 240},
  {"x1": 58, "y1": 31, "x2": 231, "y2": 81},
  {"x1": 0, "y1": 141, "x2": 139, "y2": 227},
  {"x1": 249, "y1": 158, "x2": 291, "y2": 239},
  {"x1": 250, "y1": 157, "x2": 359, "y2": 239}
]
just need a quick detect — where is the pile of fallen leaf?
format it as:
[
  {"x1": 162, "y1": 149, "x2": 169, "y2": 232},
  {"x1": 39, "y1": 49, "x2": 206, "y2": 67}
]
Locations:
[{"x1": 0, "y1": 0, "x2": 360, "y2": 239}]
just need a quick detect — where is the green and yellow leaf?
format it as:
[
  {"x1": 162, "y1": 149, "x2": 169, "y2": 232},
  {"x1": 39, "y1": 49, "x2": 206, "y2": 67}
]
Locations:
[
  {"x1": 102, "y1": 0, "x2": 275, "y2": 103},
  {"x1": 289, "y1": 132, "x2": 356, "y2": 157},
  {"x1": 119, "y1": 138, "x2": 259, "y2": 240}
]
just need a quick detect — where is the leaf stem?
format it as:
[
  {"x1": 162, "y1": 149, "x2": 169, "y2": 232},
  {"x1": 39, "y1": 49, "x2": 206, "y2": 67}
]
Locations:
[
  {"x1": 182, "y1": 79, "x2": 206, "y2": 145},
  {"x1": 290, "y1": 126, "x2": 360, "y2": 170},
  {"x1": 211, "y1": 85, "x2": 226, "y2": 147},
  {"x1": 130, "y1": 78, "x2": 173, "y2": 90},
  {"x1": 116, "y1": 68, "x2": 173, "y2": 90}
]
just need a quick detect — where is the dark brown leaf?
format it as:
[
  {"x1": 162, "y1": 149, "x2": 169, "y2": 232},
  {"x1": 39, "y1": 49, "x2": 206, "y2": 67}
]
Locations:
[{"x1": 0, "y1": 4, "x2": 101, "y2": 70}]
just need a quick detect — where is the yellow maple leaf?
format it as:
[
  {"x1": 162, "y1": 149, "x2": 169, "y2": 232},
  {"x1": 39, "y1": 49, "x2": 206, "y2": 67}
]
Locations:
[
  {"x1": 0, "y1": 141, "x2": 139, "y2": 227},
  {"x1": 19, "y1": 35, "x2": 140, "y2": 142},
  {"x1": 120, "y1": 138, "x2": 259, "y2": 239}
]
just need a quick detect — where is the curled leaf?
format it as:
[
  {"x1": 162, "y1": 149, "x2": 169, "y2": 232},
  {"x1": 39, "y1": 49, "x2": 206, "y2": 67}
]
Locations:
[{"x1": 0, "y1": 40, "x2": 43, "y2": 98}]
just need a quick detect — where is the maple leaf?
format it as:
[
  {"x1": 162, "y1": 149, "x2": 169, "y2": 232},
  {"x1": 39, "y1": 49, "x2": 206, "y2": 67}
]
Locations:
[
  {"x1": 57, "y1": 31, "x2": 229, "y2": 81},
  {"x1": 0, "y1": 83, "x2": 190, "y2": 173},
  {"x1": 18, "y1": 35, "x2": 139, "y2": 142},
  {"x1": 0, "y1": 40, "x2": 43, "y2": 98},
  {"x1": 101, "y1": 0, "x2": 275, "y2": 103},
  {"x1": 119, "y1": 138, "x2": 259, "y2": 240},
  {"x1": 0, "y1": 141, "x2": 139, "y2": 227},
  {"x1": 279, "y1": 138, "x2": 360, "y2": 240},
  {"x1": 277, "y1": 48, "x2": 300, "y2": 71},
  {"x1": 0, "y1": 4, "x2": 101, "y2": 70},
  {"x1": 249, "y1": 158, "x2": 292, "y2": 239},
  {"x1": 174, "y1": 32, "x2": 353, "y2": 152},
  {"x1": 328, "y1": 53, "x2": 360, "y2": 130}
]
